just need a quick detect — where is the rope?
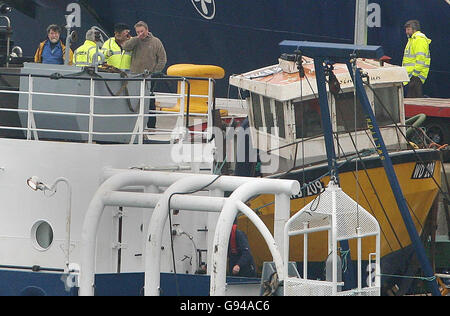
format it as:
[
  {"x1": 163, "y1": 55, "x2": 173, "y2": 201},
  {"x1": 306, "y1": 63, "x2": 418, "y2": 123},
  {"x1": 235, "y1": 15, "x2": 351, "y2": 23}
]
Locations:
[
  {"x1": 213, "y1": 156, "x2": 227, "y2": 175},
  {"x1": 364, "y1": 82, "x2": 450, "y2": 202},
  {"x1": 253, "y1": 148, "x2": 377, "y2": 213},
  {"x1": 351, "y1": 60, "x2": 361, "y2": 229},
  {"x1": 338, "y1": 247, "x2": 350, "y2": 273},
  {"x1": 99, "y1": 66, "x2": 138, "y2": 113},
  {"x1": 377, "y1": 273, "x2": 436, "y2": 282},
  {"x1": 297, "y1": 53, "x2": 307, "y2": 208},
  {"x1": 335, "y1": 140, "x2": 399, "y2": 252},
  {"x1": 166, "y1": 174, "x2": 223, "y2": 296},
  {"x1": 117, "y1": 7, "x2": 353, "y2": 43}
]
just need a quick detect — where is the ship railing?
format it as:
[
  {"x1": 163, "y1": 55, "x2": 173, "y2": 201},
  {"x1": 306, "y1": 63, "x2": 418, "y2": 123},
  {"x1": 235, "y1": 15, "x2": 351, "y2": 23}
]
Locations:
[{"x1": 0, "y1": 72, "x2": 216, "y2": 144}]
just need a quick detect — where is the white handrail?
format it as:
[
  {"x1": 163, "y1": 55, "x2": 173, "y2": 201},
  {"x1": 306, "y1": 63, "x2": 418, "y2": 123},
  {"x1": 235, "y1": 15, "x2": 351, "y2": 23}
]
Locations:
[
  {"x1": 209, "y1": 179, "x2": 300, "y2": 296},
  {"x1": 0, "y1": 75, "x2": 213, "y2": 143},
  {"x1": 26, "y1": 74, "x2": 32, "y2": 140},
  {"x1": 0, "y1": 89, "x2": 210, "y2": 100},
  {"x1": 88, "y1": 78, "x2": 94, "y2": 143},
  {"x1": 79, "y1": 171, "x2": 270, "y2": 296},
  {"x1": 0, "y1": 126, "x2": 209, "y2": 137}
]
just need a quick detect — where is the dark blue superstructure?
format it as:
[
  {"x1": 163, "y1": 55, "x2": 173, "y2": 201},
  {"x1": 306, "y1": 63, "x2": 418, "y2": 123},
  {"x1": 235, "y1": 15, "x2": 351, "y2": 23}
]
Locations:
[{"x1": 6, "y1": 0, "x2": 450, "y2": 98}]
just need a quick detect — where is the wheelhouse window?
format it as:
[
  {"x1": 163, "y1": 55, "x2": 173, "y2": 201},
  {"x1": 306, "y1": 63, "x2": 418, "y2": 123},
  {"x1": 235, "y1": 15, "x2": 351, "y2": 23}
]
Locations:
[
  {"x1": 250, "y1": 93, "x2": 286, "y2": 138},
  {"x1": 335, "y1": 92, "x2": 366, "y2": 132},
  {"x1": 275, "y1": 101, "x2": 286, "y2": 138},
  {"x1": 374, "y1": 86, "x2": 400, "y2": 126},
  {"x1": 263, "y1": 97, "x2": 274, "y2": 133},
  {"x1": 250, "y1": 93, "x2": 263, "y2": 130},
  {"x1": 293, "y1": 98, "x2": 322, "y2": 139}
]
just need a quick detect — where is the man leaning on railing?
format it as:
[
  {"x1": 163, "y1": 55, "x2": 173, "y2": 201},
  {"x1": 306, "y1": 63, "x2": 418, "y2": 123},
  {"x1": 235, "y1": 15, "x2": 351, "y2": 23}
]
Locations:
[{"x1": 122, "y1": 21, "x2": 167, "y2": 129}]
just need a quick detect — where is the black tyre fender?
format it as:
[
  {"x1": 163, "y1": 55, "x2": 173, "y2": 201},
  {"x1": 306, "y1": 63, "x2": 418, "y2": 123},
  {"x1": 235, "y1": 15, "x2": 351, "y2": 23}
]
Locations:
[{"x1": 424, "y1": 118, "x2": 450, "y2": 145}]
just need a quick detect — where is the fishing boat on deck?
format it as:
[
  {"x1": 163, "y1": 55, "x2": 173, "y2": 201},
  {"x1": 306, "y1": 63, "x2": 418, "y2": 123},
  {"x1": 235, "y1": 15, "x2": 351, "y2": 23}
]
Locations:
[{"x1": 228, "y1": 42, "x2": 445, "y2": 295}]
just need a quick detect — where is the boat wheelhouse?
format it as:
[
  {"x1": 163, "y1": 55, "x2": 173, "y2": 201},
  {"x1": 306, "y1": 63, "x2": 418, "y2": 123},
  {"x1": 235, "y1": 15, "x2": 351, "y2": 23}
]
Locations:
[{"x1": 230, "y1": 56, "x2": 409, "y2": 171}]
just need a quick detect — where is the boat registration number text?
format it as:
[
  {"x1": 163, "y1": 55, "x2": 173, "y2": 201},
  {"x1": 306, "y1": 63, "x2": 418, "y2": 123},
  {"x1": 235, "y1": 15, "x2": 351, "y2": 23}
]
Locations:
[
  {"x1": 411, "y1": 162, "x2": 436, "y2": 179},
  {"x1": 290, "y1": 180, "x2": 325, "y2": 199}
]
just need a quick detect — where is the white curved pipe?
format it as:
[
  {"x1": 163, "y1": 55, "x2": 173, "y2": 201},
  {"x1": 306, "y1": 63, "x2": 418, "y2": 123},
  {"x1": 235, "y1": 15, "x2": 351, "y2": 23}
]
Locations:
[
  {"x1": 236, "y1": 200, "x2": 284, "y2": 278},
  {"x1": 209, "y1": 179, "x2": 300, "y2": 296},
  {"x1": 145, "y1": 175, "x2": 230, "y2": 296},
  {"x1": 104, "y1": 191, "x2": 226, "y2": 212},
  {"x1": 79, "y1": 170, "x2": 257, "y2": 296},
  {"x1": 79, "y1": 170, "x2": 186, "y2": 296},
  {"x1": 144, "y1": 176, "x2": 299, "y2": 296}
]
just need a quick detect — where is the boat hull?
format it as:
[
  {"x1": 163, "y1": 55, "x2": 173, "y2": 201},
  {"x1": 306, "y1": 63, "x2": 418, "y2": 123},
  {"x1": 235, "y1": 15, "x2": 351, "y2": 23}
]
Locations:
[
  {"x1": 239, "y1": 150, "x2": 441, "y2": 291},
  {"x1": 0, "y1": 270, "x2": 259, "y2": 296}
]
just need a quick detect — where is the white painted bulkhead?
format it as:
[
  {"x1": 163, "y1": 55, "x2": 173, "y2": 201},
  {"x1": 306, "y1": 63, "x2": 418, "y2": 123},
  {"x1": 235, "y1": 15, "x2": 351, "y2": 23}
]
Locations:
[{"x1": 0, "y1": 138, "x2": 214, "y2": 275}]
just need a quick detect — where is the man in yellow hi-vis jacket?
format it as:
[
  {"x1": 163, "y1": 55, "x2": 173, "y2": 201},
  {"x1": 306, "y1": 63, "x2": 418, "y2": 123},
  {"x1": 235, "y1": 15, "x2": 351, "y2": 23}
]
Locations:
[
  {"x1": 73, "y1": 29, "x2": 102, "y2": 67},
  {"x1": 402, "y1": 20, "x2": 431, "y2": 98},
  {"x1": 102, "y1": 23, "x2": 132, "y2": 71}
]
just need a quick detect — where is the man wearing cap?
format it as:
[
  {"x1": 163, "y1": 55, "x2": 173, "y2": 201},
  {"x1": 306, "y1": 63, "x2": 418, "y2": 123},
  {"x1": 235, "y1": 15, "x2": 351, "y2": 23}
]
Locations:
[
  {"x1": 402, "y1": 20, "x2": 431, "y2": 98},
  {"x1": 73, "y1": 29, "x2": 102, "y2": 67},
  {"x1": 102, "y1": 23, "x2": 132, "y2": 71}
]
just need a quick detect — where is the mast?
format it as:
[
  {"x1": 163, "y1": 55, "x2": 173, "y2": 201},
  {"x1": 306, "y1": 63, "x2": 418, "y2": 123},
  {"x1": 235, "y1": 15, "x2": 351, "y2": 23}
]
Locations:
[{"x1": 354, "y1": 0, "x2": 368, "y2": 45}]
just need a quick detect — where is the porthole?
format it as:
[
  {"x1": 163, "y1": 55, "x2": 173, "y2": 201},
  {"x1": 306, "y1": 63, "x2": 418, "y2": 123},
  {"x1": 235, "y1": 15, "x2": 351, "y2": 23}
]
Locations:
[{"x1": 31, "y1": 220, "x2": 54, "y2": 251}]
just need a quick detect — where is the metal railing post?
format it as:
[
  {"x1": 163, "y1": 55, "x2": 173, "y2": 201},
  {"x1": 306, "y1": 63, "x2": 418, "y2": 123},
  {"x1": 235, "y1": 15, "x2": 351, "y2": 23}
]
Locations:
[
  {"x1": 26, "y1": 75, "x2": 38, "y2": 140},
  {"x1": 88, "y1": 78, "x2": 95, "y2": 144},
  {"x1": 207, "y1": 79, "x2": 214, "y2": 141},
  {"x1": 303, "y1": 222, "x2": 309, "y2": 279},
  {"x1": 357, "y1": 227, "x2": 362, "y2": 294},
  {"x1": 26, "y1": 74, "x2": 32, "y2": 140},
  {"x1": 139, "y1": 78, "x2": 146, "y2": 145},
  {"x1": 180, "y1": 78, "x2": 186, "y2": 135}
]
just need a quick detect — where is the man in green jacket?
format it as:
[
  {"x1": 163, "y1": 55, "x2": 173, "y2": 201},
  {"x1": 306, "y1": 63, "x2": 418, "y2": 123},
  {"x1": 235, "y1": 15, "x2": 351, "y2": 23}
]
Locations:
[{"x1": 402, "y1": 20, "x2": 431, "y2": 98}]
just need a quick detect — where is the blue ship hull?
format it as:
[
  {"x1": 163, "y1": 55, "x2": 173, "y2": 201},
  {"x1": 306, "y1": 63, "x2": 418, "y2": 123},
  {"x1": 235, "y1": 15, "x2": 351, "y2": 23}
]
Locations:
[
  {"x1": 0, "y1": 270, "x2": 259, "y2": 296},
  {"x1": 0, "y1": 246, "x2": 427, "y2": 296}
]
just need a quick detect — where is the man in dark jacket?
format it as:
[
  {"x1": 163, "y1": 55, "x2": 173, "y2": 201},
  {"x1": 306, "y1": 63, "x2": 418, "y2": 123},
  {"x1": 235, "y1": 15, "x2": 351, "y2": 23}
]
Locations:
[{"x1": 228, "y1": 222, "x2": 257, "y2": 278}]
